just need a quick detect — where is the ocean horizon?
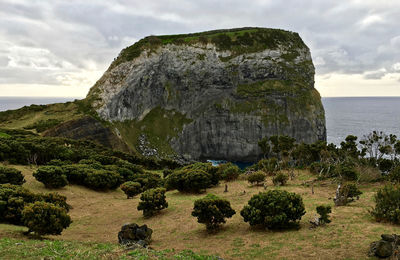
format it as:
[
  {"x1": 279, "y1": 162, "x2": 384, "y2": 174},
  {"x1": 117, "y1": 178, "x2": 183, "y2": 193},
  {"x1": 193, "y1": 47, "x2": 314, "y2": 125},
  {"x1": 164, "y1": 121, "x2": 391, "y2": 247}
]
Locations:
[{"x1": 1, "y1": 96, "x2": 400, "y2": 146}]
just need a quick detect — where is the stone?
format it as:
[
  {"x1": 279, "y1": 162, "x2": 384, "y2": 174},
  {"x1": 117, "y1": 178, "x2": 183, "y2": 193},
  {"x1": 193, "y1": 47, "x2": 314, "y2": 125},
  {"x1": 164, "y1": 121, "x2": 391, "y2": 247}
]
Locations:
[
  {"x1": 84, "y1": 27, "x2": 326, "y2": 163},
  {"x1": 368, "y1": 234, "x2": 400, "y2": 258},
  {"x1": 375, "y1": 241, "x2": 393, "y2": 258},
  {"x1": 118, "y1": 223, "x2": 152, "y2": 247}
]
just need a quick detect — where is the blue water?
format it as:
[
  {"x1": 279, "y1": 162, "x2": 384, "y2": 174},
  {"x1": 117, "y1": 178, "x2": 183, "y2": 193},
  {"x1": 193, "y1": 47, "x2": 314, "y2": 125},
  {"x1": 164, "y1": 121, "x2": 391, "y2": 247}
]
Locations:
[
  {"x1": 1, "y1": 96, "x2": 400, "y2": 147},
  {"x1": 322, "y1": 97, "x2": 400, "y2": 145}
]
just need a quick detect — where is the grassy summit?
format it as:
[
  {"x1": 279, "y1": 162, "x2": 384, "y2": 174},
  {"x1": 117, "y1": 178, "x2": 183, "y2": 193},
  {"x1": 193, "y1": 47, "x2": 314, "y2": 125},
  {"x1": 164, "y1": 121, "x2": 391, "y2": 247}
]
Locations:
[{"x1": 110, "y1": 27, "x2": 307, "y2": 69}]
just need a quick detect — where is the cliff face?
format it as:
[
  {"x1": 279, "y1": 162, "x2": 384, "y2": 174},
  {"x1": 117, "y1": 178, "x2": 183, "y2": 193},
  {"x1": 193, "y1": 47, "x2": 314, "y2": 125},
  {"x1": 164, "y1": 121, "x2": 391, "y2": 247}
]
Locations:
[{"x1": 87, "y1": 28, "x2": 326, "y2": 162}]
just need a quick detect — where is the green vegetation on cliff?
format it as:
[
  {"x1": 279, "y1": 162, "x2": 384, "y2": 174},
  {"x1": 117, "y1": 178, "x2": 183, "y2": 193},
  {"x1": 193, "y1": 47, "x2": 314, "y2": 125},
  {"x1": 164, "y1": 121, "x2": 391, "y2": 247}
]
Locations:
[
  {"x1": 114, "y1": 107, "x2": 192, "y2": 157},
  {"x1": 109, "y1": 27, "x2": 307, "y2": 69}
]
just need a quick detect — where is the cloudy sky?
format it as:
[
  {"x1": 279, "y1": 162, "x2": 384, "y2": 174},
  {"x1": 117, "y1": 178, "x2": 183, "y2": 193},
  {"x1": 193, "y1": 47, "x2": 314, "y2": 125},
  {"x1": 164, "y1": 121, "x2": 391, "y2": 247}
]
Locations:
[{"x1": 0, "y1": 0, "x2": 399, "y2": 97}]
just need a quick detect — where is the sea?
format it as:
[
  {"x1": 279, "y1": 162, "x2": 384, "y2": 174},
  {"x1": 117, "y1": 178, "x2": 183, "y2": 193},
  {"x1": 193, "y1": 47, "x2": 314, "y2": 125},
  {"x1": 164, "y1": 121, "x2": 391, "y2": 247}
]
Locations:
[{"x1": 1, "y1": 96, "x2": 400, "y2": 146}]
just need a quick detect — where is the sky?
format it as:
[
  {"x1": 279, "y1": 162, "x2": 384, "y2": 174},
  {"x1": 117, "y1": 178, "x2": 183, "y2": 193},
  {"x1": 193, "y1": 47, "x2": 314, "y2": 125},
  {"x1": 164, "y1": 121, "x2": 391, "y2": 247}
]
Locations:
[{"x1": 0, "y1": 0, "x2": 399, "y2": 98}]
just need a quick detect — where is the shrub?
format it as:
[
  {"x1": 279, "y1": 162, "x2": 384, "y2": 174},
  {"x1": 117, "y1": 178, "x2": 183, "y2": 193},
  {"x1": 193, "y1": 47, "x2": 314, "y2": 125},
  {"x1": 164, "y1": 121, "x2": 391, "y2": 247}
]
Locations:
[
  {"x1": 120, "y1": 181, "x2": 142, "y2": 198},
  {"x1": 0, "y1": 166, "x2": 25, "y2": 185},
  {"x1": 272, "y1": 172, "x2": 288, "y2": 186},
  {"x1": 0, "y1": 184, "x2": 36, "y2": 224},
  {"x1": 183, "y1": 163, "x2": 219, "y2": 186},
  {"x1": 33, "y1": 166, "x2": 68, "y2": 189},
  {"x1": 217, "y1": 163, "x2": 240, "y2": 181},
  {"x1": 192, "y1": 194, "x2": 236, "y2": 231},
  {"x1": 84, "y1": 169, "x2": 122, "y2": 190},
  {"x1": 247, "y1": 171, "x2": 266, "y2": 185},
  {"x1": 22, "y1": 201, "x2": 71, "y2": 236},
  {"x1": 241, "y1": 190, "x2": 305, "y2": 229},
  {"x1": 387, "y1": 166, "x2": 400, "y2": 184},
  {"x1": 137, "y1": 188, "x2": 168, "y2": 217},
  {"x1": 371, "y1": 185, "x2": 400, "y2": 224},
  {"x1": 38, "y1": 192, "x2": 71, "y2": 212},
  {"x1": 0, "y1": 184, "x2": 70, "y2": 226},
  {"x1": 257, "y1": 158, "x2": 278, "y2": 175},
  {"x1": 166, "y1": 169, "x2": 212, "y2": 193},
  {"x1": 337, "y1": 165, "x2": 359, "y2": 181},
  {"x1": 316, "y1": 205, "x2": 331, "y2": 224},
  {"x1": 127, "y1": 172, "x2": 162, "y2": 190},
  {"x1": 163, "y1": 169, "x2": 173, "y2": 178},
  {"x1": 357, "y1": 165, "x2": 382, "y2": 183},
  {"x1": 340, "y1": 183, "x2": 362, "y2": 201},
  {"x1": 221, "y1": 165, "x2": 241, "y2": 181},
  {"x1": 61, "y1": 164, "x2": 91, "y2": 185}
]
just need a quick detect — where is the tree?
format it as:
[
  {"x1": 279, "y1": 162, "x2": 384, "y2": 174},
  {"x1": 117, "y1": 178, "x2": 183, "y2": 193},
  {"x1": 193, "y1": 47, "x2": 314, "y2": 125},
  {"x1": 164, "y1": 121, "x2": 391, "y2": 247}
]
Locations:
[
  {"x1": 241, "y1": 190, "x2": 305, "y2": 229},
  {"x1": 192, "y1": 194, "x2": 236, "y2": 231},
  {"x1": 22, "y1": 201, "x2": 71, "y2": 236},
  {"x1": 137, "y1": 188, "x2": 168, "y2": 217},
  {"x1": 359, "y1": 131, "x2": 397, "y2": 161}
]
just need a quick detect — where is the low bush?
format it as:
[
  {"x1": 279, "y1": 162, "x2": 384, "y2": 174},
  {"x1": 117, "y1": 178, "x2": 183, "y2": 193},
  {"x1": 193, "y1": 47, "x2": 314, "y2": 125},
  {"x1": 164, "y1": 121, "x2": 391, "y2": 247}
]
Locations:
[
  {"x1": 340, "y1": 183, "x2": 362, "y2": 201},
  {"x1": 217, "y1": 163, "x2": 241, "y2": 181},
  {"x1": 120, "y1": 181, "x2": 142, "y2": 198},
  {"x1": 163, "y1": 169, "x2": 173, "y2": 178},
  {"x1": 137, "y1": 188, "x2": 168, "y2": 217},
  {"x1": 22, "y1": 201, "x2": 71, "y2": 236},
  {"x1": 192, "y1": 194, "x2": 236, "y2": 231},
  {"x1": 272, "y1": 172, "x2": 288, "y2": 186},
  {"x1": 247, "y1": 171, "x2": 266, "y2": 186},
  {"x1": 33, "y1": 166, "x2": 68, "y2": 189},
  {"x1": 166, "y1": 169, "x2": 212, "y2": 193},
  {"x1": 241, "y1": 190, "x2": 305, "y2": 229},
  {"x1": 84, "y1": 169, "x2": 122, "y2": 190},
  {"x1": 316, "y1": 205, "x2": 331, "y2": 224},
  {"x1": 378, "y1": 158, "x2": 394, "y2": 173},
  {"x1": 0, "y1": 166, "x2": 25, "y2": 185},
  {"x1": 371, "y1": 185, "x2": 400, "y2": 224},
  {"x1": 0, "y1": 184, "x2": 70, "y2": 226},
  {"x1": 183, "y1": 163, "x2": 219, "y2": 186}
]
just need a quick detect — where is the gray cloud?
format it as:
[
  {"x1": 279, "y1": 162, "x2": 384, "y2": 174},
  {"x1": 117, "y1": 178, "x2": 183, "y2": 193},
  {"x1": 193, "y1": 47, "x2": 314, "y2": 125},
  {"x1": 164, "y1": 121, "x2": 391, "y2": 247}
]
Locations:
[{"x1": 1, "y1": 0, "x2": 400, "y2": 96}]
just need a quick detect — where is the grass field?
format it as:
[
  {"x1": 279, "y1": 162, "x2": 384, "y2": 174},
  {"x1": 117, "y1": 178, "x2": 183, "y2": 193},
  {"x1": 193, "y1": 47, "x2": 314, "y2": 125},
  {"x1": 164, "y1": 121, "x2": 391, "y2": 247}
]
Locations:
[{"x1": 1, "y1": 164, "x2": 398, "y2": 259}]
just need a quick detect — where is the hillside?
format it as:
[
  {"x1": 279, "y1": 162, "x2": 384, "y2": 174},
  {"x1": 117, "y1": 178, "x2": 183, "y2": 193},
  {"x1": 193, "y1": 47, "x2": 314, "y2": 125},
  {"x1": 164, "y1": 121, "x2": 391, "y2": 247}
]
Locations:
[{"x1": 1, "y1": 163, "x2": 397, "y2": 259}]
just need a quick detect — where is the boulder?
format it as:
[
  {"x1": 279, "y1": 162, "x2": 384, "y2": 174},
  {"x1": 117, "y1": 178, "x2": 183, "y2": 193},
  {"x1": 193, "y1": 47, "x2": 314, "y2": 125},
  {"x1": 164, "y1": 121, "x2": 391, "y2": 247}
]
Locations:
[
  {"x1": 369, "y1": 234, "x2": 400, "y2": 258},
  {"x1": 118, "y1": 223, "x2": 153, "y2": 247}
]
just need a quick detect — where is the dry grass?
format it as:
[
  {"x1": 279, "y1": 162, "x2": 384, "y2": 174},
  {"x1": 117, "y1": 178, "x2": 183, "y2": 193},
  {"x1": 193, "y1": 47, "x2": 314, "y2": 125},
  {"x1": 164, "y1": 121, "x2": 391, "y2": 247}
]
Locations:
[{"x1": 1, "y1": 165, "x2": 399, "y2": 259}]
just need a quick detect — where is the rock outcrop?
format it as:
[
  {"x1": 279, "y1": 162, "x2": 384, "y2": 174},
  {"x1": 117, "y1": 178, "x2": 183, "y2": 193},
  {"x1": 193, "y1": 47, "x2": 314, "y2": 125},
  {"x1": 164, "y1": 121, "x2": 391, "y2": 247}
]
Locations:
[{"x1": 86, "y1": 27, "x2": 326, "y2": 162}]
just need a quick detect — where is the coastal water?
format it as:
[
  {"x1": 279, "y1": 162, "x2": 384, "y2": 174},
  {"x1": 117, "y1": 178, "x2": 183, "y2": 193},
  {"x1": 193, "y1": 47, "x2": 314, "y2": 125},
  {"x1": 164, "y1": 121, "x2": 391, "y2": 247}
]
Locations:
[
  {"x1": 1, "y1": 96, "x2": 400, "y2": 146},
  {"x1": 0, "y1": 97, "x2": 78, "y2": 112}
]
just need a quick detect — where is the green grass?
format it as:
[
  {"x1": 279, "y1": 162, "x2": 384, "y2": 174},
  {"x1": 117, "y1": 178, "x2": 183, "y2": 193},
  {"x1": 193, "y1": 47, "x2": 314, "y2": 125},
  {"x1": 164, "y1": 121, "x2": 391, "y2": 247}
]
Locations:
[{"x1": 108, "y1": 27, "x2": 306, "y2": 70}]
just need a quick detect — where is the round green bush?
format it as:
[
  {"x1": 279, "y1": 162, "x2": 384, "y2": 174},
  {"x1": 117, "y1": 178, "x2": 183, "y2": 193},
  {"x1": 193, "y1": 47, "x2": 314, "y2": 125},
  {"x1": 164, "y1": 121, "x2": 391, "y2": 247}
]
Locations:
[
  {"x1": 22, "y1": 201, "x2": 71, "y2": 236},
  {"x1": 137, "y1": 188, "x2": 168, "y2": 217},
  {"x1": 217, "y1": 163, "x2": 240, "y2": 181},
  {"x1": 241, "y1": 190, "x2": 306, "y2": 229},
  {"x1": 340, "y1": 183, "x2": 362, "y2": 201},
  {"x1": 33, "y1": 166, "x2": 68, "y2": 189},
  {"x1": 84, "y1": 169, "x2": 122, "y2": 190},
  {"x1": 38, "y1": 192, "x2": 71, "y2": 212},
  {"x1": 120, "y1": 181, "x2": 142, "y2": 199},
  {"x1": 257, "y1": 158, "x2": 279, "y2": 175},
  {"x1": 272, "y1": 172, "x2": 288, "y2": 186},
  {"x1": 0, "y1": 166, "x2": 25, "y2": 185},
  {"x1": 371, "y1": 185, "x2": 400, "y2": 224},
  {"x1": 247, "y1": 171, "x2": 266, "y2": 186},
  {"x1": 166, "y1": 169, "x2": 212, "y2": 193},
  {"x1": 192, "y1": 194, "x2": 236, "y2": 231}
]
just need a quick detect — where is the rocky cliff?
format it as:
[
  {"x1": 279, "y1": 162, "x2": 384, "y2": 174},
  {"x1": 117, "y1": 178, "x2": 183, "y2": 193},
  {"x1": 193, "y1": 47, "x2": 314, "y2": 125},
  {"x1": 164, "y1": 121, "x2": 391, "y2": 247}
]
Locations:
[{"x1": 86, "y1": 27, "x2": 326, "y2": 162}]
